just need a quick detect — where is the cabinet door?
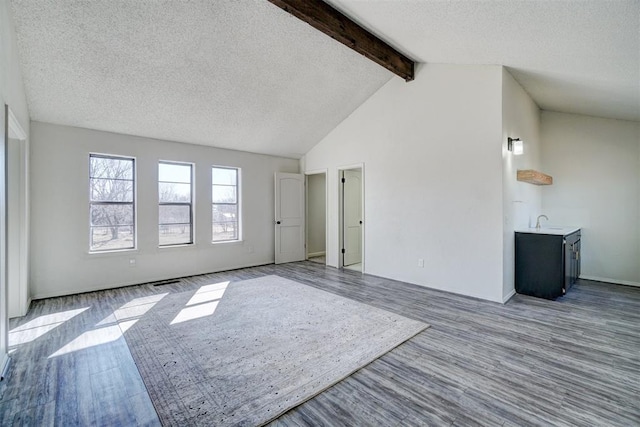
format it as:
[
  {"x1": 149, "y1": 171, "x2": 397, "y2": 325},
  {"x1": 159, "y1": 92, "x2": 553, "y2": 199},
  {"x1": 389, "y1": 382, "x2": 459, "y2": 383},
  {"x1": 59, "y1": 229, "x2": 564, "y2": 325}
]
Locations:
[
  {"x1": 515, "y1": 233, "x2": 564, "y2": 299},
  {"x1": 564, "y1": 232, "x2": 580, "y2": 290},
  {"x1": 573, "y1": 239, "x2": 581, "y2": 284}
]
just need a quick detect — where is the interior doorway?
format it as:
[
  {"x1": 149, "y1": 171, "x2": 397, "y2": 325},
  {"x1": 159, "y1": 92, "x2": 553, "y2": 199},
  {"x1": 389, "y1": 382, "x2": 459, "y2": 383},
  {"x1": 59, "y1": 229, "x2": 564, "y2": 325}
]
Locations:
[
  {"x1": 339, "y1": 166, "x2": 363, "y2": 272},
  {"x1": 305, "y1": 171, "x2": 326, "y2": 265}
]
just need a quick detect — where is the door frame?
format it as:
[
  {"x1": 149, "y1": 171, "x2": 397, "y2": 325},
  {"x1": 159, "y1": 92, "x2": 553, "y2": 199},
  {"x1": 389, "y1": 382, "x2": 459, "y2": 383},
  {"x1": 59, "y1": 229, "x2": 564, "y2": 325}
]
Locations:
[
  {"x1": 1, "y1": 104, "x2": 9, "y2": 378},
  {"x1": 304, "y1": 169, "x2": 328, "y2": 263},
  {"x1": 1, "y1": 105, "x2": 28, "y2": 378},
  {"x1": 338, "y1": 163, "x2": 364, "y2": 271}
]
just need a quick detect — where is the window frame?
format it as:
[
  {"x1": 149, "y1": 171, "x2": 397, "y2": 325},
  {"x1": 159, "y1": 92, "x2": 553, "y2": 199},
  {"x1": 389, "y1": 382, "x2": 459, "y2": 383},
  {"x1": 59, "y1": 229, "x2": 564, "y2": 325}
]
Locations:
[
  {"x1": 158, "y1": 160, "x2": 195, "y2": 247},
  {"x1": 88, "y1": 153, "x2": 137, "y2": 253},
  {"x1": 211, "y1": 166, "x2": 241, "y2": 243}
]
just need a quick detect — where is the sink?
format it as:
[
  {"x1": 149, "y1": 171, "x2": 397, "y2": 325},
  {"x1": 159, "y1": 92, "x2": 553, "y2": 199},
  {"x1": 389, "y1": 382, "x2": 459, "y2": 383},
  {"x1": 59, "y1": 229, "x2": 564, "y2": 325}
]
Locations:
[{"x1": 515, "y1": 226, "x2": 580, "y2": 236}]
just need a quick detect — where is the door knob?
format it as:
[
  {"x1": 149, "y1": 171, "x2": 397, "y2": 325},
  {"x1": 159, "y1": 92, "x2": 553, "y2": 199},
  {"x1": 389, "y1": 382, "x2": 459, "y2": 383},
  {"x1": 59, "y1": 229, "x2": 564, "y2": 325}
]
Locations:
[
  {"x1": 276, "y1": 221, "x2": 281, "y2": 225},
  {"x1": 359, "y1": 221, "x2": 363, "y2": 224}
]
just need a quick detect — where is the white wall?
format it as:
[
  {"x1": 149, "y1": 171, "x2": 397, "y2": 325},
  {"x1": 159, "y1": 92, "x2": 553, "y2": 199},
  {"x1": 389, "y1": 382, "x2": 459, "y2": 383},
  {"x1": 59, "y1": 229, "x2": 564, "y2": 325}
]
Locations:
[
  {"x1": 541, "y1": 112, "x2": 640, "y2": 286},
  {"x1": 303, "y1": 63, "x2": 505, "y2": 302},
  {"x1": 501, "y1": 69, "x2": 542, "y2": 301},
  {"x1": 306, "y1": 173, "x2": 326, "y2": 256},
  {"x1": 30, "y1": 121, "x2": 299, "y2": 298},
  {"x1": 1, "y1": 0, "x2": 30, "y2": 369}
]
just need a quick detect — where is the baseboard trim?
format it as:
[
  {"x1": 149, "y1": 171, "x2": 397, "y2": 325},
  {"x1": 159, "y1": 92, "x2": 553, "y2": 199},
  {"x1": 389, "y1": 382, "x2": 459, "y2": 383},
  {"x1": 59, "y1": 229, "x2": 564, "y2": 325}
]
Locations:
[
  {"x1": 580, "y1": 275, "x2": 640, "y2": 288},
  {"x1": 502, "y1": 289, "x2": 516, "y2": 304},
  {"x1": 307, "y1": 251, "x2": 326, "y2": 258},
  {"x1": 31, "y1": 261, "x2": 274, "y2": 300}
]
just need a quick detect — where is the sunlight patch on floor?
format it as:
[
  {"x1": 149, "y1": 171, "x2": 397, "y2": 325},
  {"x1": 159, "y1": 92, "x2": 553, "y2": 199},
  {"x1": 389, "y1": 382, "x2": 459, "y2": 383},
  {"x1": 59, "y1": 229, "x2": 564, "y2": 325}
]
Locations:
[
  {"x1": 9, "y1": 307, "x2": 90, "y2": 347},
  {"x1": 171, "y1": 281, "x2": 229, "y2": 325},
  {"x1": 48, "y1": 324, "x2": 124, "y2": 358},
  {"x1": 48, "y1": 293, "x2": 167, "y2": 358}
]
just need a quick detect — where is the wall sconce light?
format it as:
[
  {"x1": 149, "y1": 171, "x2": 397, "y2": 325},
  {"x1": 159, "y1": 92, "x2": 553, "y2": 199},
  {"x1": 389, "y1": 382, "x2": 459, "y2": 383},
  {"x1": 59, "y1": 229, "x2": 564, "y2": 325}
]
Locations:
[{"x1": 508, "y1": 137, "x2": 524, "y2": 155}]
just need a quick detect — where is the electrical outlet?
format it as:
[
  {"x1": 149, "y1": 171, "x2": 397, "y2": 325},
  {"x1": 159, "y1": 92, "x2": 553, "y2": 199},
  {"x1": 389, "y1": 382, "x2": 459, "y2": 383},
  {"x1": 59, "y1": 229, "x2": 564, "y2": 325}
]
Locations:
[
  {"x1": 418, "y1": 258, "x2": 424, "y2": 268},
  {"x1": 129, "y1": 258, "x2": 136, "y2": 267}
]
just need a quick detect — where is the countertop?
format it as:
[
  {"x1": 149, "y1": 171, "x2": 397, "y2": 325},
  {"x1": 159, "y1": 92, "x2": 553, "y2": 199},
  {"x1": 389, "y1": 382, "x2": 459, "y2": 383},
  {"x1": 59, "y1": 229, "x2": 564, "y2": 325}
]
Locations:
[{"x1": 515, "y1": 226, "x2": 580, "y2": 236}]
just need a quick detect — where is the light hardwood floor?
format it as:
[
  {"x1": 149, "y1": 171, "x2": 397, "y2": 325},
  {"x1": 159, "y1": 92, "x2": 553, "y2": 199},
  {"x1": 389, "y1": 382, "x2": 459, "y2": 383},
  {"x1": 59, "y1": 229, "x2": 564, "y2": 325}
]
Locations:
[{"x1": 1, "y1": 261, "x2": 639, "y2": 426}]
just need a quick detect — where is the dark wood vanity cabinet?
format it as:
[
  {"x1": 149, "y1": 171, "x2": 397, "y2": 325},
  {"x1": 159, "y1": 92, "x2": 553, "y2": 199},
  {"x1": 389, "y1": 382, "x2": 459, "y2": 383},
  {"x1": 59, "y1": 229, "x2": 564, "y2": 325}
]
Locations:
[{"x1": 515, "y1": 229, "x2": 581, "y2": 299}]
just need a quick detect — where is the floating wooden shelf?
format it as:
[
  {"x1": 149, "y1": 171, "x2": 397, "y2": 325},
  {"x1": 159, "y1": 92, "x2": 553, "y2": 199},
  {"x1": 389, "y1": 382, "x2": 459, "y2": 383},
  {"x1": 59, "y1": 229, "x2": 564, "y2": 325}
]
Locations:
[{"x1": 517, "y1": 169, "x2": 553, "y2": 185}]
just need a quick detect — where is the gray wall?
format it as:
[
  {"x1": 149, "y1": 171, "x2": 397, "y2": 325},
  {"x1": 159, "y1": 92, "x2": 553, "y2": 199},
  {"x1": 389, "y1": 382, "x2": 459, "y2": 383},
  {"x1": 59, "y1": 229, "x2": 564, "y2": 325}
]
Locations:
[
  {"x1": 303, "y1": 64, "x2": 506, "y2": 302},
  {"x1": 501, "y1": 69, "x2": 542, "y2": 301},
  {"x1": 541, "y1": 112, "x2": 640, "y2": 286},
  {"x1": 29, "y1": 121, "x2": 299, "y2": 298}
]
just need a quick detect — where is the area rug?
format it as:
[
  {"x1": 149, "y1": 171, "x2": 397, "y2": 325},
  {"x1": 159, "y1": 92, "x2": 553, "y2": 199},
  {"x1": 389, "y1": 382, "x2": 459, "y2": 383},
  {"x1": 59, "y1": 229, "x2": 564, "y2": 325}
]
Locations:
[{"x1": 123, "y1": 275, "x2": 429, "y2": 426}]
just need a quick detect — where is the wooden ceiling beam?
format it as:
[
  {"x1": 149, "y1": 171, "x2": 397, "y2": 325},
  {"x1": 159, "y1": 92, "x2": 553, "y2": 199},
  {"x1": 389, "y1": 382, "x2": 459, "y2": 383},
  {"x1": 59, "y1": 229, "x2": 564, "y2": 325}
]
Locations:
[{"x1": 268, "y1": 0, "x2": 415, "y2": 81}]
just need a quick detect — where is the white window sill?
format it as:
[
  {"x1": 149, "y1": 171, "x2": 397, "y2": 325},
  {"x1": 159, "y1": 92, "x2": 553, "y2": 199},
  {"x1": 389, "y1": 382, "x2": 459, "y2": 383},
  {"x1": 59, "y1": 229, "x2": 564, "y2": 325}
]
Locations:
[
  {"x1": 158, "y1": 243, "x2": 196, "y2": 250},
  {"x1": 87, "y1": 248, "x2": 138, "y2": 257},
  {"x1": 211, "y1": 239, "x2": 243, "y2": 246}
]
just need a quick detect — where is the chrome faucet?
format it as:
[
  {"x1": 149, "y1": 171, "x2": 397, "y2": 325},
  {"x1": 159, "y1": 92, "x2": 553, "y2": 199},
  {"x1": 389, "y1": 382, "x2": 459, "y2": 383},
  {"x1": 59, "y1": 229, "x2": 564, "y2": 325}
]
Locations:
[{"x1": 535, "y1": 214, "x2": 549, "y2": 230}]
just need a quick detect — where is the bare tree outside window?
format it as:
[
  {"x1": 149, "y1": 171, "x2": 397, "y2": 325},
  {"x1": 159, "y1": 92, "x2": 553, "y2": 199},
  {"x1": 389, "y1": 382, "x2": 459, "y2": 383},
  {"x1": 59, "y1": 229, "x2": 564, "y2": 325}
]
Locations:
[
  {"x1": 159, "y1": 162, "x2": 193, "y2": 246},
  {"x1": 89, "y1": 154, "x2": 135, "y2": 251},
  {"x1": 212, "y1": 167, "x2": 239, "y2": 242}
]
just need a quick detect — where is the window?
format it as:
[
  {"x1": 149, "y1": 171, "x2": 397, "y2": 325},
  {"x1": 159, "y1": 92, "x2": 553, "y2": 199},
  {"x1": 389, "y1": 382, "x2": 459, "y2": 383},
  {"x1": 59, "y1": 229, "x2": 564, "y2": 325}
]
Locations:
[
  {"x1": 159, "y1": 162, "x2": 193, "y2": 246},
  {"x1": 89, "y1": 154, "x2": 135, "y2": 251},
  {"x1": 212, "y1": 167, "x2": 239, "y2": 242}
]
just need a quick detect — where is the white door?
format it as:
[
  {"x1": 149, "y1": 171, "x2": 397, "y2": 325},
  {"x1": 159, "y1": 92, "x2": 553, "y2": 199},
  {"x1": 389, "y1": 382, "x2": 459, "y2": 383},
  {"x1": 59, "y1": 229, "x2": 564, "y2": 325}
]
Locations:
[
  {"x1": 7, "y1": 136, "x2": 27, "y2": 318},
  {"x1": 275, "y1": 172, "x2": 305, "y2": 264},
  {"x1": 343, "y1": 169, "x2": 362, "y2": 266}
]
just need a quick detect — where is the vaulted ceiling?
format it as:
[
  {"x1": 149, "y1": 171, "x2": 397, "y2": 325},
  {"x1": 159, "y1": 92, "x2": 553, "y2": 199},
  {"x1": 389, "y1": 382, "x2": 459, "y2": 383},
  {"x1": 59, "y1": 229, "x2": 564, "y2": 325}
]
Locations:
[
  {"x1": 9, "y1": 0, "x2": 393, "y2": 158},
  {"x1": 325, "y1": 0, "x2": 640, "y2": 123},
  {"x1": 10, "y1": 1, "x2": 640, "y2": 159}
]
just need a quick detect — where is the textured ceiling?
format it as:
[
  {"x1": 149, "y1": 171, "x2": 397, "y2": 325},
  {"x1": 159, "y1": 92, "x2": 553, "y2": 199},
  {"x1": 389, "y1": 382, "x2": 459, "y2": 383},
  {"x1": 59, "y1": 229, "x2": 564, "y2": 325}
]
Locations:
[
  {"x1": 10, "y1": 1, "x2": 640, "y2": 160},
  {"x1": 327, "y1": 0, "x2": 640, "y2": 122},
  {"x1": 9, "y1": 0, "x2": 392, "y2": 158}
]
